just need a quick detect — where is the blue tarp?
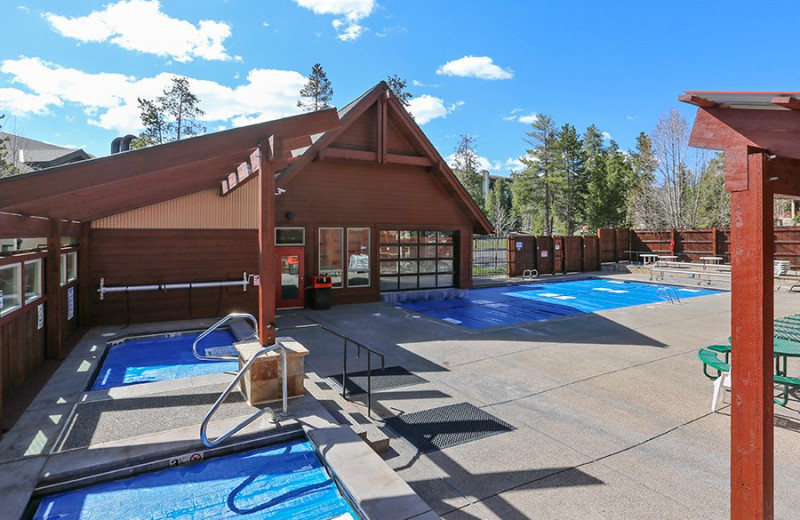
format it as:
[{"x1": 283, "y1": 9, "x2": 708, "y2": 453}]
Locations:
[
  {"x1": 91, "y1": 330, "x2": 239, "y2": 391},
  {"x1": 398, "y1": 278, "x2": 718, "y2": 329},
  {"x1": 34, "y1": 439, "x2": 357, "y2": 520}
]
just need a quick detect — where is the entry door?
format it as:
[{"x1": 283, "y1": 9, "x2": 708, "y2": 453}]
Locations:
[{"x1": 276, "y1": 247, "x2": 304, "y2": 308}]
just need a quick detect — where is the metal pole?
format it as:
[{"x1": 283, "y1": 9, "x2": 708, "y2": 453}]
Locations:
[
  {"x1": 367, "y1": 350, "x2": 372, "y2": 418},
  {"x1": 342, "y1": 338, "x2": 348, "y2": 399}
]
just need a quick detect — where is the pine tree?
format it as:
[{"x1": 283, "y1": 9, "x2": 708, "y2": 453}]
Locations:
[
  {"x1": 555, "y1": 124, "x2": 586, "y2": 234},
  {"x1": 298, "y1": 63, "x2": 334, "y2": 112},
  {"x1": 520, "y1": 114, "x2": 561, "y2": 235},
  {"x1": 134, "y1": 76, "x2": 205, "y2": 148},
  {"x1": 695, "y1": 153, "x2": 729, "y2": 227},
  {"x1": 451, "y1": 134, "x2": 486, "y2": 208},
  {"x1": 386, "y1": 74, "x2": 412, "y2": 108},
  {"x1": 627, "y1": 132, "x2": 661, "y2": 227},
  {"x1": 583, "y1": 125, "x2": 608, "y2": 231}
]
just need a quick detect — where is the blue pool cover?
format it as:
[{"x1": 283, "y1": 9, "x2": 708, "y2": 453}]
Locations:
[
  {"x1": 33, "y1": 439, "x2": 357, "y2": 520},
  {"x1": 91, "y1": 330, "x2": 239, "y2": 391},
  {"x1": 398, "y1": 278, "x2": 718, "y2": 329}
]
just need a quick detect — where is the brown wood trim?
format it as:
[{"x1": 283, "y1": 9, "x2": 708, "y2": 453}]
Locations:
[
  {"x1": 678, "y1": 94, "x2": 717, "y2": 108},
  {"x1": 45, "y1": 220, "x2": 62, "y2": 360},
  {"x1": 385, "y1": 153, "x2": 434, "y2": 167},
  {"x1": 259, "y1": 137, "x2": 279, "y2": 344},
  {"x1": 319, "y1": 148, "x2": 377, "y2": 162}
]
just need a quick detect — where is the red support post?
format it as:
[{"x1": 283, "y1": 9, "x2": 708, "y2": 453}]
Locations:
[
  {"x1": 258, "y1": 137, "x2": 281, "y2": 345},
  {"x1": 730, "y1": 150, "x2": 774, "y2": 519}
]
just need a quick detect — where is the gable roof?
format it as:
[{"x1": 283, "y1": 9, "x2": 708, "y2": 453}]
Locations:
[
  {"x1": 280, "y1": 82, "x2": 493, "y2": 234},
  {"x1": 1, "y1": 132, "x2": 92, "y2": 173}
]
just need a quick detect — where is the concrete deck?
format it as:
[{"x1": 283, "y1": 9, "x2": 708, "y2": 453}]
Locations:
[
  {"x1": 2, "y1": 272, "x2": 800, "y2": 519},
  {"x1": 283, "y1": 273, "x2": 800, "y2": 519}
]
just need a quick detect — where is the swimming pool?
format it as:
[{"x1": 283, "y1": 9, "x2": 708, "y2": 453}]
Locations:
[
  {"x1": 32, "y1": 438, "x2": 358, "y2": 520},
  {"x1": 398, "y1": 278, "x2": 719, "y2": 329},
  {"x1": 90, "y1": 330, "x2": 239, "y2": 391}
]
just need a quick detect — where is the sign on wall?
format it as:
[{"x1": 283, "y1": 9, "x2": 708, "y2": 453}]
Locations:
[
  {"x1": 516, "y1": 241, "x2": 523, "y2": 251},
  {"x1": 37, "y1": 304, "x2": 44, "y2": 330},
  {"x1": 67, "y1": 287, "x2": 74, "y2": 321},
  {"x1": 541, "y1": 250, "x2": 548, "y2": 258}
]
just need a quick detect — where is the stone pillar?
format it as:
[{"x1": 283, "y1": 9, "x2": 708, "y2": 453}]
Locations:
[{"x1": 235, "y1": 337, "x2": 308, "y2": 406}]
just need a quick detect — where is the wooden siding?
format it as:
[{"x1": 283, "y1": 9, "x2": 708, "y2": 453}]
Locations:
[
  {"x1": 1, "y1": 304, "x2": 46, "y2": 411},
  {"x1": 563, "y1": 236, "x2": 583, "y2": 273},
  {"x1": 88, "y1": 229, "x2": 259, "y2": 325},
  {"x1": 279, "y1": 161, "x2": 470, "y2": 226},
  {"x1": 583, "y1": 236, "x2": 600, "y2": 271},
  {"x1": 92, "y1": 184, "x2": 258, "y2": 229},
  {"x1": 333, "y1": 104, "x2": 377, "y2": 151}
]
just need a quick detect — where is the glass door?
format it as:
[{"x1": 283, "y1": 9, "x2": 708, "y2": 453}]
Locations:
[{"x1": 276, "y1": 247, "x2": 304, "y2": 308}]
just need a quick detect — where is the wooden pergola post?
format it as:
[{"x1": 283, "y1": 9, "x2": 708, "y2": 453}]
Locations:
[
  {"x1": 729, "y1": 149, "x2": 774, "y2": 519},
  {"x1": 257, "y1": 136, "x2": 282, "y2": 345},
  {"x1": 45, "y1": 219, "x2": 62, "y2": 360}
]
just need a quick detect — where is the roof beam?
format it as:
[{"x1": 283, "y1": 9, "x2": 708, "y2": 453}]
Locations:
[
  {"x1": 678, "y1": 94, "x2": 717, "y2": 108},
  {"x1": 0, "y1": 109, "x2": 340, "y2": 212},
  {"x1": 771, "y1": 96, "x2": 800, "y2": 110},
  {"x1": 0, "y1": 212, "x2": 80, "y2": 237}
]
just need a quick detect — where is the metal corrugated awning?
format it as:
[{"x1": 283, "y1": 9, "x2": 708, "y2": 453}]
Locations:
[{"x1": 682, "y1": 91, "x2": 800, "y2": 110}]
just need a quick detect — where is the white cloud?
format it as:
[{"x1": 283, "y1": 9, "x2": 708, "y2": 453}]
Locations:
[
  {"x1": 407, "y1": 95, "x2": 463, "y2": 125},
  {"x1": 502, "y1": 109, "x2": 537, "y2": 124},
  {"x1": 626, "y1": 115, "x2": 639, "y2": 120},
  {"x1": 436, "y1": 56, "x2": 513, "y2": 80},
  {"x1": 44, "y1": 0, "x2": 238, "y2": 62},
  {"x1": 445, "y1": 153, "x2": 526, "y2": 174},
  {"x1": 602, "y1": 131, "x2": 612, "y2": 141},
  {"x1": 0, "y1": 56, "x2": 306, "y2": 132},
  {"x1": 292, "y1": 0, "x2": 374, "y2": 41}
]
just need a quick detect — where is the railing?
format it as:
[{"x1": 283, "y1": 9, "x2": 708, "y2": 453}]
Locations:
[
  {"x1": 473, "y1": 235, "x2": 509, "y2": 280},
  {"x1": 200, "y1": 342, "x2": 287, "y2": 447},
  {"x1": 97, "y1": 272, "x2": 252, "y2": 300},
  {"x1": 277, "y1": 317, "x2": 385, "y2": 418},
  {"x1": 656, "y1": 286, "x2": 681, "y2": 304},
  {"x1": 192, "y1": 313, "x2": 259, "y2": 361}
]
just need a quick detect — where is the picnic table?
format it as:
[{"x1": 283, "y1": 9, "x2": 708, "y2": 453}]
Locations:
[
  {"x1": 658, "y1": 255, "x2": 678, "y2": 262},
  {"x1": 699, "y1": 256, "x2": 723, "y2": 270},
  {"x1": 640, "y1": 253, "x2": 659, "y2": 265}
]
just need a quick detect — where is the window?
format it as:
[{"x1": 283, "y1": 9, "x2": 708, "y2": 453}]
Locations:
[
  {"x1": 379, "y1": 230, "x2": 456, "y2": 291},
  {"x1": 319, "y1": 228, "x2": 343, "y2": 288},
  {"x1": 61, "y1": 251, "x2": 77, "y2": 286},
  {"x1": 347, "y1": 228, "x2": 370, "y2": 287},
  {"x1": 0, "y1": 263, "x2": 22, "y2": 316},
  {"x1": 24, "y1": 259, "x2": 42, "y2": 304},
  {"x1": 275, "y1": 227, "x2": 305, "y2": 245}
]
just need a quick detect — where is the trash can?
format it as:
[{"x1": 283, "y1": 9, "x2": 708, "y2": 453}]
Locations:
[{"x1": 307, "y1": 276, "x2": 332, "y2": 310}]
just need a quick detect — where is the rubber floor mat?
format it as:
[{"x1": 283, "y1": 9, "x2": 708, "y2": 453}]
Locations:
[
  {"x1": 385, "y1": 402, "x2": 513, "y2": 453},
  {"x1": 327, "y1": 366, "x2": 427, "y2": 395}
]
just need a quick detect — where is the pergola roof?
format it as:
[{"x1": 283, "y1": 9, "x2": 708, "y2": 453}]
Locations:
[
  {"x1": 681, "y1": 91, "x2": 800, "y2": 110},
  {"x1": 0, "y1": 109, "x2": 340, "y2": 223}
]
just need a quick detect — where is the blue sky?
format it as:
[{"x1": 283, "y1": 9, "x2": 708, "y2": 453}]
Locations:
[{"x1": 1, "y1": 1, "x2": 799, "y2": 175}]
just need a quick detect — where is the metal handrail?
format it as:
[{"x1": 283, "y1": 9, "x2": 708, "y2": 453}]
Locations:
[
  {"x1": 277, "y1": 317, "x2": 385, "y2": 418},
  {"x1": 200, "y1": 342, "x2": 287, "y2": 447},
  {"x1": 656, "y1": 287, "x2": 681, "y2": 304},
  {"x1": 192, "y1": 312, "x2": 259, "y2": 361}
]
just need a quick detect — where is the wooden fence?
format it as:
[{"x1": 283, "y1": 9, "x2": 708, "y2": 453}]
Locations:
[
  {"x1": 500, "y1": 235, "x2": 600, "y2": 278},
  {"x1": 599, "y1": 227, "x2": 800, "y2": 267}
]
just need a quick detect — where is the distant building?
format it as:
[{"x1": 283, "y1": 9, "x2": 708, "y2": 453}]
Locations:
[{"x1": 0, "y1": 132, "x2": 92, "y2": 174}]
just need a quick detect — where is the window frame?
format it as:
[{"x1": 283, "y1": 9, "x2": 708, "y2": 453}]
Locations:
[
  {"x1": 346, "y1": 227, "x2": 371, "y2": 288},
  {"x1": 275, "y1": 227, "x2": 305, "y2": 246},
  {"x1": 0, "y1": 262, "x2": 23, "y2": 317},
  {"x1": 318, "y1": 227, "x2": 344, "y2": 289},
  {"x1": 61, "y1": 251, "x2": 78, "y2": 286},
  {"x1": 379, "y1": 230, "x2": 456, "y2": 291},
  {"x1": 23, "y1": 258, "x2": 43, "y2": 304}
]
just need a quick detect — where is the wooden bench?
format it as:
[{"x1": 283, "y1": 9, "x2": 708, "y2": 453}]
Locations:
[{"x1": 650, "y1": 267, "x2": 731, "y2": 285}]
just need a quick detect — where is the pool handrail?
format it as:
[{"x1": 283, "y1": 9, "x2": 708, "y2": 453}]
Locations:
[
  {"x1": 192, "y1": 312, "x2": 259, "y2": 361},
  {"x1": 200, "y1": 342, "x2": 288, "y2": 447}
]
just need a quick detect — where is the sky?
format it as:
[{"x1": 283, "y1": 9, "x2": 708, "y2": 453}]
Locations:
[{"x1": 2, "y1": 1, "x2": 800, "y2": 176}]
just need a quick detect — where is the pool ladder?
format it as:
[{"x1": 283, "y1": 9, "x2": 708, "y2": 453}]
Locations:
[
  {"x1": 195, "y1": 313, "x2": 288, "y2": 448},
  {"x1": 656, "y1": 287, "x2": 681, "y2": 304}
]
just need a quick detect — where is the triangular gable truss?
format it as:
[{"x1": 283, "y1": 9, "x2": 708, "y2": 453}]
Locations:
[{"x1": 278, "y1": 82, "x2": 493, "y2": 234}]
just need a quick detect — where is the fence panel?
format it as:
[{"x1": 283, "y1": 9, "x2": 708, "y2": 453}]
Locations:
[
  {"x1": 536, "y1": 236, "x2": 554, "y2": 274},
  {"x1": 583, "y1": 236, "x2": 600, "y2": 271},
  {"x1": 564, "y1": 236, "x2": 583, "y2": 272},
  {"x1": 507, "y1": 236, "x2": 536, "y2": 277},
  {"x1": 677, "y1": 228, "x2": 713, "y2": 262},
  {"x1": 472, "y1": 235, "x2": 510, "y2": 281},
  {"x1": 598, "y1": 229, "x2": 616, "y2": 262}
]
